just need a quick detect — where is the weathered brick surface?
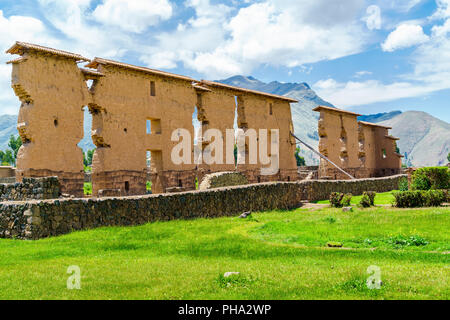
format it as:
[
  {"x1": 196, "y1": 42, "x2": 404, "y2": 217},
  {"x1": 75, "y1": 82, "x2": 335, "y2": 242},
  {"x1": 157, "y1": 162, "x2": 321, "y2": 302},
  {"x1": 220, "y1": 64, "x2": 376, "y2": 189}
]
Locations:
[{"x1": 0, "y1": 175, "x2": 405, "y2": 240}]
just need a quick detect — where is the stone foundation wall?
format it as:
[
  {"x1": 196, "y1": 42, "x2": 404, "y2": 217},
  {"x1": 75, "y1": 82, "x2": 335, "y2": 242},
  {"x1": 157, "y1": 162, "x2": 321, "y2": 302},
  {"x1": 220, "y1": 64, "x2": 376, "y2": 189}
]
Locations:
[
  {"x1": 240, "y1": 169, "x2": 299, "y2": 183},
  {"x1": 16, "y1": 169, "x2": 82, "y2": 198},
  {"x1": 0, "y1": 177, "x2": 60, "y2": 201},
  {"x1": 0, "y1": 177, "x2": 16, "y2": 184},
  {"x1": 0, "y1": 174, "x2": 405, "y2": 240},
  {"x1": 92, "y1": 170, "x2": 147, "y2": 196}
]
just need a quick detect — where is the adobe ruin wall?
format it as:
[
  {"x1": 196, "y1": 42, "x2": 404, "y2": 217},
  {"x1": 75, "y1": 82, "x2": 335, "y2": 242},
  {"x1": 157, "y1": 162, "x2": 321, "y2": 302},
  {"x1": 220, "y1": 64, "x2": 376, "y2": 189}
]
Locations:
[
  {"x1": 6, "y1": 42, "x2": 299, "y2": 197},
  {"x1": 314, "y1": 106, "x2": 402, "y2": 180}
]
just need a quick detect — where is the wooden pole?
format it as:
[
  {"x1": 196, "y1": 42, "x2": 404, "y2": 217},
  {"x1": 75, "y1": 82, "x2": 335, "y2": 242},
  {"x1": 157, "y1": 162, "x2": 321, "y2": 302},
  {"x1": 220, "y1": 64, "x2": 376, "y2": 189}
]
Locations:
[{"x1": 290, "y1": 132, "x2": 355, "y2": 180}]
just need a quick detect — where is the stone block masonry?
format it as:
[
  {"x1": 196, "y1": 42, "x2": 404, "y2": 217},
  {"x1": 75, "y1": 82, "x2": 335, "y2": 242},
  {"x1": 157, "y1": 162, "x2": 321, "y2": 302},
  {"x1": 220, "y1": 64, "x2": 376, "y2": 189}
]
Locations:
[
  {"x1": 0, "y1": 175, "x2": 405, "y2": 240},
  {"x1": 0, "y1": 177, "x2": 60, "y2": 201}
]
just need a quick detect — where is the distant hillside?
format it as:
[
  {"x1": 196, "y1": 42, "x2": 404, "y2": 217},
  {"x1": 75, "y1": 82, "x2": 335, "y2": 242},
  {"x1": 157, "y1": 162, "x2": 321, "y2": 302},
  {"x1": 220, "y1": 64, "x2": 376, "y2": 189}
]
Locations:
[
  {"x1": 379, "y1": 111, "x2": 450, "y2": 167},
  {"x1": 358, "y1": 111, "x2": 402, "y2": 123},
  {"x1": 217, "y1": 76, "x2": 335, "y2": 164},
  {"x1": 0, "y1": 114, "x2": 18, "y2": 151}
]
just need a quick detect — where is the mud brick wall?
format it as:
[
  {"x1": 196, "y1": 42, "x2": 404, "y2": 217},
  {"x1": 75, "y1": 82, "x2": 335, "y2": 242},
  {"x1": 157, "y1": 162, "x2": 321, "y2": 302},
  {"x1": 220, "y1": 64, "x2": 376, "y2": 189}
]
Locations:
[
  {"x1": 0, "y1": 175, "x2": 405, "y2": 240},
  {"x1": 0, "y1": 177, "x2": 60, "y2": 202}
]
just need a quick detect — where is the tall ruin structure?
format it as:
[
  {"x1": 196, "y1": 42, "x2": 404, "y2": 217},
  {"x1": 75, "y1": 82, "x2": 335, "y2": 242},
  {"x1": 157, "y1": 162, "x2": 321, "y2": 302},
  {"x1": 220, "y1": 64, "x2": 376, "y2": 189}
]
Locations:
[
  {"x1": 314, "y1": 106, "x2": 402, "y2": 179},
  {"x1": 6, "y1": 42, "x2": 298, "y2": 197},
  {"x1": 6, "y1": 43, "x2": 91, "y2": 197}
]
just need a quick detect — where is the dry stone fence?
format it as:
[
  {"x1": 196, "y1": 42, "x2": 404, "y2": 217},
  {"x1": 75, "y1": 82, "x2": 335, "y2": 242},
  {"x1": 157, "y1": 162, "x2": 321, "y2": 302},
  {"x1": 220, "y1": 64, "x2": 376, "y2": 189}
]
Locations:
[{"x1": 0, "y1": 175, "x2": 405, "y2": 239}]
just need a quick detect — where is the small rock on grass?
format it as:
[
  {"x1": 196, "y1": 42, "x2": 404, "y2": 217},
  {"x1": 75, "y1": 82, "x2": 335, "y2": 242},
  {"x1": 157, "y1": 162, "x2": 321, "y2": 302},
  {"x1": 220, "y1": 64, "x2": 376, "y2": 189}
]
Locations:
[
  {"x1": 327, "y1": 242, "x2": 343, "y2": 248},
  {"x1": 342, "y1": 207, "x2": 353, "y2": 212},
  {"x1": 239, "y1": 211, "x2": 251, "y2": 219}
]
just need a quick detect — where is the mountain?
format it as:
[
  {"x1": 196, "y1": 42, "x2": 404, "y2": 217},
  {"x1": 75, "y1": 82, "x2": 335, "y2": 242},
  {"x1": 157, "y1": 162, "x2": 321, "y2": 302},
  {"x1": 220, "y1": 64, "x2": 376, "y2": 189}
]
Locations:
[
  {"x1": 217, "y1": 75, "x2": 335, "y2": 164},
  {"x1": 379, "y1": 111, "x2": 450, "y2": 167},
  {"x1": 358, "y1": 111, "x2": 402, "y2": 123},
  {"x1": 0, "y1": 114, "x2": 18, "y2": 151}
]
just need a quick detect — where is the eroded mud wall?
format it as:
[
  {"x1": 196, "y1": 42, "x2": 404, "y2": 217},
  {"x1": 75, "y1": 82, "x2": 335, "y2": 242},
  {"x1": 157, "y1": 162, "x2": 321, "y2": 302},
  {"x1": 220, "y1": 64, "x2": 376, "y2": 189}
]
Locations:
[
  {"x1": 317, "y1": 110, "x2": 361, "y2": 179},
  {"x1": 195, "y1": 88, "x2": 236, "y2": 178},
  {"x1": 11, "y1": 53, "x2": 89, "y2": 197},
  {"x1": 235, "y1": 94, "x2": 298, "y2": 182},
  {"x1": 89, "y1": 64, "x2": 197, "y2": 195}
]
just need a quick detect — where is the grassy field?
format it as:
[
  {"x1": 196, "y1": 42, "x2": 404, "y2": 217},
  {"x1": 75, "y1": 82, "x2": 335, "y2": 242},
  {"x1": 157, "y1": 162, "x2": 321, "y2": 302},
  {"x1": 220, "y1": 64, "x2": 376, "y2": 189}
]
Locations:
[
  {"x1": 315, "y1": 191, "x2": 396, "y2": 205},
  {"x1": 0, "y1": 204, "x2": 448, "y2": 300}
]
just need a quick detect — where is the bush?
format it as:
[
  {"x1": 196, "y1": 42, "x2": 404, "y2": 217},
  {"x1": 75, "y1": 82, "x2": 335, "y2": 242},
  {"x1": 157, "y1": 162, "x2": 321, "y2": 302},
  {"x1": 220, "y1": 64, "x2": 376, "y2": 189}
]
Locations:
[
  {"x1": 393, "y1": 190, "x2": 446, "y2": 208},
  {"x1": 423, "y1": 190, "x2": 446, "y2": 207},
  {"x1": 359, "y1": 194, "x2": 371, "y2": 208},
  {"x1": 330, "y1": 192, "x2": 344, "y2": 208},
  {"x1": 329, "y1": 192, "x2": 353, "y2": 208},
  {"x1": 341, "y1": 193, "x2": 353, "y2": 207},
  {"x1": 365, "y1": 191, "x2": 376, "y2": 206},
  {"x1": 411, "y1": 167, "x2": 450, "y2": 190},
  {"x1": 398, "y1": 177, "x2": 409, "y2": 191}
]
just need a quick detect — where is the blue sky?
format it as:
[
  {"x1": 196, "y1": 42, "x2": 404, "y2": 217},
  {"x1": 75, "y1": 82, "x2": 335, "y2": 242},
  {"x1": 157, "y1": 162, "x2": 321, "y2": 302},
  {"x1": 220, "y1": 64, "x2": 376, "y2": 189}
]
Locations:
[{"x1": 0, "y1": 0, "x2": 449, "y2": 122}]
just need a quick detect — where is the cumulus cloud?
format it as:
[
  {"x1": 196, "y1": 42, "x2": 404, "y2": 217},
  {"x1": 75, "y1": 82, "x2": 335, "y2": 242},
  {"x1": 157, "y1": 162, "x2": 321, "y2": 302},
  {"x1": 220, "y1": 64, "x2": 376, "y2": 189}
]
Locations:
[
  {"x1": 363, "y1": 5, "x2": 382, "y2": 30},
  {"x1": 315, "y1": 5, "x2": 450, "y2": 109},
  {"x1": 0, "y1": 9, "x2": 58, "y2": 115},
  {"x1": 382, "y1": 24, "x2": 429, "y2": 52},
  {"x1": 92, "y1": 0, "x2": 173, "y2": 33},
  {"x1": 431, "y1": 0, "x2": 450, "y2": 19},
  {"x1": 140, "y1": 0, "x2": 369, "y2": 78}
]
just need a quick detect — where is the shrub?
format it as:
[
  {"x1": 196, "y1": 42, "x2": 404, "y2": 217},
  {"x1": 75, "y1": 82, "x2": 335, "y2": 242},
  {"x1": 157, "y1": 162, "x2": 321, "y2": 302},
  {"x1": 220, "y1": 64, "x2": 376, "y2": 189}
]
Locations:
[
  {"x1": 359, "y1": 193, "x2": 371, "y2": 208},
  {"x1": 411, "y1": 167, "x2": 450, "y2": 190},
  {"x1": 423, "y1": 190, "x2": 446, "y2": 207},
  {"x1": 330, "y1": 192, "x2": 344, "y2": 208},
  {"x1": 341, "y1": 193, "x2": 353, "y2": 207},
  {"x1": 398, "y1": 177, "x2": 409, "y2": 191},
  {"x1": 387, "y1": 235, "x2": 429, "y2": 248},
  {"x1": 365, "y1": 191, "x2": 376, "y2": 206},
  {"x1": 393, "y1": 190, "x2": 446, "y2": 208}
]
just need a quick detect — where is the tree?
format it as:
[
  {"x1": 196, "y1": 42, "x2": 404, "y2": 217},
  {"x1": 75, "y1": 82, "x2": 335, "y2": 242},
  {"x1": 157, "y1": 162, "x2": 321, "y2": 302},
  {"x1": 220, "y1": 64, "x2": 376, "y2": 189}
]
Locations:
[
  {"x1": 0, "y1": 150, "x2": 14, "y2": 166},
  {"x1": 295, "y1": 147, "x2": 306, "y2": 167},
  {"x1": 0, "y1": 135, "x2": 21, "y2": 166},
  {"x1": 83, "y1": 149, "x2": 95, "y2": 167},
  {"x1": 8, "y1": 135, "x2": 22, "y2": 160},
  {"x1": 448, "y1": 152, "x2": 450, "y2": 163}
]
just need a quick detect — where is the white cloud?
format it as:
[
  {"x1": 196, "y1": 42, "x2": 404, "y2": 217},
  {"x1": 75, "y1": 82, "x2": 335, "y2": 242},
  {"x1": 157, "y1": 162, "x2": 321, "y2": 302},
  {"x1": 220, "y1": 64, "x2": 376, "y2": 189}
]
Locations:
[
  {"x1": 314, "y1": 78, "x2": 444, "y2": 107},
  {"x1": 92, "y1": 0, "x2": 173, "y2": 33},
  {"x1": 431, "y1": 0, "x2": 450, "y2": 19},
  {"x1": 142, "y1": 0, "x2": 369, "y2": 78},
  {"x1": 354, "y1": 70, "x2": 373, "y2": 77},
  {"x1": 0, "y1": 9, "x2": 59, "y2": 115},
  {"x1": 363, "y1": 5, "x2": 382, "y2": 30},
  {"x1": 315, "y1": 6, "x2": 450, "y2": 109},
  {"x1": 382, "y1": 24, "x2": 429, "y2": 52}
]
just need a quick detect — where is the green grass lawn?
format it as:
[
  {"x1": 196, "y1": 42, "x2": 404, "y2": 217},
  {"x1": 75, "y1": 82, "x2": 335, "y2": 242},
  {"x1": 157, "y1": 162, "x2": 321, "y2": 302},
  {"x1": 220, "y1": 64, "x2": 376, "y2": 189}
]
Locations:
[
  {"x1": 316, "y1": 191, "x2": 396, "y2": 205},
  {"x1": 0, "y1": 206, "x2": 448, "y2": 300}
]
